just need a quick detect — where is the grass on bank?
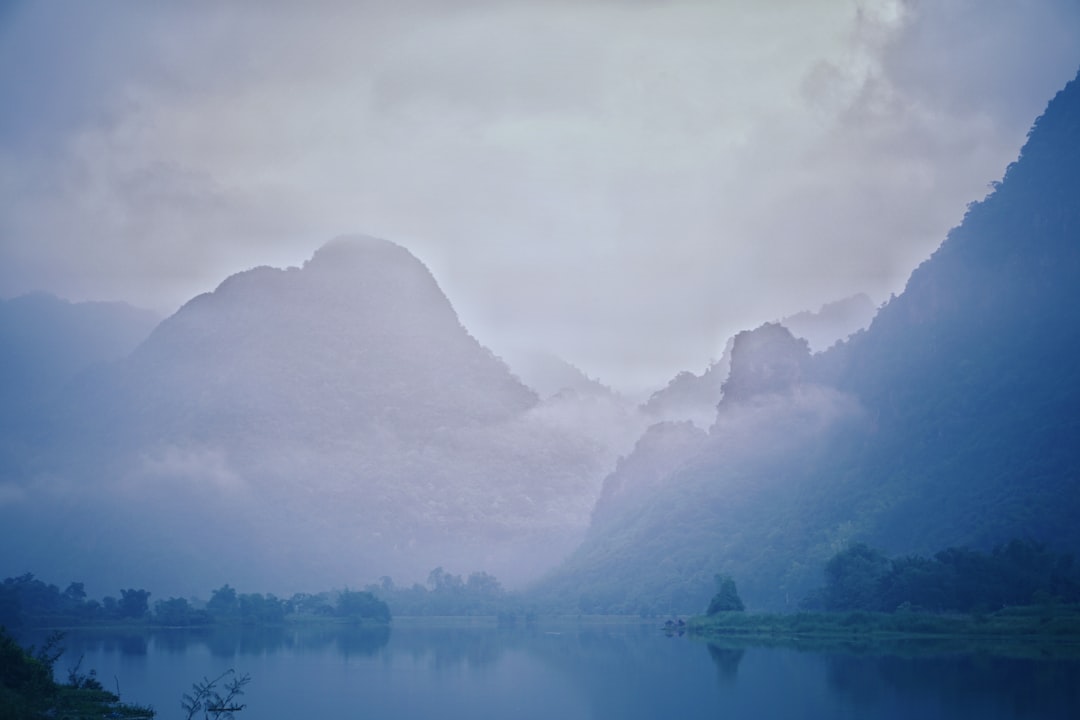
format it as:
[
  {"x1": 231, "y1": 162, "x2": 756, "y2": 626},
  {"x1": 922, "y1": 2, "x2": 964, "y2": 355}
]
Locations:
[{"x1": 688, "y1": 603, "x2": 1080, "y2": 641}]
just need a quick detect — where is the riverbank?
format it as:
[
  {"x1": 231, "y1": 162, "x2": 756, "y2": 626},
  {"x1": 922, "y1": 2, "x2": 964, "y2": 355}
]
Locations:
[
  {"x1": 688, "y1": 604, "x2": 1080, "y2": 642},
  {"x1": 0, "y1": 627, "x2": 155, "y2": 719}
]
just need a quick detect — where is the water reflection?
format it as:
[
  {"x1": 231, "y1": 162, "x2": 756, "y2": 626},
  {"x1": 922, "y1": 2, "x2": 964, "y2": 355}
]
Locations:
[
  {"x1": 825, "y1": 648, "x2": 1080, "y2": 719},
  {"x1": 52, "y1": 623, "x2": 391, "y2": 660},
  {"x1": 706, "y1": 642, "x2": 745, "y2": 683},
  {"x1": 18, "y1": 623, "x2": 1080, "y2": 720}
]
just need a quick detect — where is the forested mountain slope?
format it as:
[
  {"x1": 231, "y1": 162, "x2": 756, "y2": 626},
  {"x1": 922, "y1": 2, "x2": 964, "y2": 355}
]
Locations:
[{"x1": 532, "y1": 68, "x2": 1080, "y2": 614}]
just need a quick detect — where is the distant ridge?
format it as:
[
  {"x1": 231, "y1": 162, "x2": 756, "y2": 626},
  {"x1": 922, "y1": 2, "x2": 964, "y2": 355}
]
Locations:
[{"x1": 779, "y1": 294, "x2": 876, "y2": 353}]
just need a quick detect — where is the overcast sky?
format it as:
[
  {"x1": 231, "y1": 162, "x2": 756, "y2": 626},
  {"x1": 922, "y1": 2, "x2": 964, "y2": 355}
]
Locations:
[{"x1": 2, "y1": 1, "x2": 1079, "y2": 391}]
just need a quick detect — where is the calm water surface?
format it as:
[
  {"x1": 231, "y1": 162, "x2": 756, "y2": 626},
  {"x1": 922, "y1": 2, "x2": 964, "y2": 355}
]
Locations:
[{"x1": 21, "y1": 621, "x2": 1080, "y2": 719}]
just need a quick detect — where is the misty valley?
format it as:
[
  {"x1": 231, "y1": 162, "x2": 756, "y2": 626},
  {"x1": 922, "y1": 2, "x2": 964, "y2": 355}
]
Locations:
[{"x1": 3, "y1": 47, "x2": 1080, "y2": 720}]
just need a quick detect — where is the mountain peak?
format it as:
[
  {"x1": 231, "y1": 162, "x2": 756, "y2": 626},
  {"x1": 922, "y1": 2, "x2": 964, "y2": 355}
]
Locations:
[
  {"x1": 304, "y1": 234, "x2": 419, "y2": 272},
  {"x1": 720, "y1": 323, "x2": 810, "y2": 405}
]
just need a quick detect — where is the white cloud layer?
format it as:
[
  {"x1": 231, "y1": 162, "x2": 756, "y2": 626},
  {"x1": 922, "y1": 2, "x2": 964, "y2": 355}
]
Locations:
[{"x1": 2, "y1": 0, "x2": 1078, "y2": 390}]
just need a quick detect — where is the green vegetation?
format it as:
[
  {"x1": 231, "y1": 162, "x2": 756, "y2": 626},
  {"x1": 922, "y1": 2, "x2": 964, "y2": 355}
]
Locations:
[
  {"x1": 363, "y1": 568, "x2": 534, "y2": 619},
  {"x1": 692, "y1": 541, "x2": 1080, "y2": 642},
  {"x1": 1, "y1": 573, "x2": 391, "y2": 629},
  {"x1": 336, "y1": 589, "x2": 392, "y2": 623},
  {"x1": 804, "y1": 539, "x2": 1079, "y2": 613},
  {"x1": 534, "y1": 72, "x2": 1080, "y2": 615},
  {"x1": 688, "y1": 604, "x2": 1080, "y2": 642},
  {"x1": 0, "y1": 627, "x2": 153, "y2": 719},
  {"x1": 0, "y1": 566, "x2": 532, "y2": 628},
  {"x1": 706, "y1": 574, "x2": 745, "y2": 615},
  {"x1": 182, "y1": 669, "x2": 250, "y2": 720}
]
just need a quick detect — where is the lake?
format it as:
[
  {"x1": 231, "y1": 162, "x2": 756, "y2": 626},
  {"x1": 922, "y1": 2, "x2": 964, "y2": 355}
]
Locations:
[{"x1": 19, "y1": 620, "x2": 1080, "y2": 719}]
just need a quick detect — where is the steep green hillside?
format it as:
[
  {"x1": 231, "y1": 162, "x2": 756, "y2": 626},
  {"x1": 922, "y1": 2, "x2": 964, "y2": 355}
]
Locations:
[{"x1": 533, "y1": 68, "x2": 1080, "y2": 614}]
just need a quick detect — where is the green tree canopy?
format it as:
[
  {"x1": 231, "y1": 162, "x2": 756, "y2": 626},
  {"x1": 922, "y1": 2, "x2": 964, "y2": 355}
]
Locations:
[
  {"x1": 118, "y1": 588, "x2": 151, "y2": 618},
  {"x1": 706, "y1": 574, "x2": 745, "y2": 614}
]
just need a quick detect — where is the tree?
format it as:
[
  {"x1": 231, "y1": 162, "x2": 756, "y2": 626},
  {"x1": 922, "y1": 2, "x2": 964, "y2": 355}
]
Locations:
[
  {"x1": 336, "y1": 589, "x2": 391, "y2": 623},
  {"x1": 238, "y1": 593, "x2": 285, "y2": 625},
  {"x1": 287, "y1": 592, "x2": 334, "y2": 616},
  {"x1": 102, "y1": 596, "x2": 118, "y2": 617},
  {"x1": 207, "y1": 585, "x2": 239, "y2": 619},
  {"x1": 706, "y1": 574, "x2": 745, "y2": 614},
  {"x1": 465, "y1": 571, "x2": 503, "y2": 597},
  {"x1": 427, "y1": 567, "x2": 464, "y2": 593},
  {"x1": 62, "y1": 582, "x2": 86, "y2": 603},
  {"x1": 0, "y1": 627, "x2": 58, "y2": 716},
  {"x1": 0, "y1": 580, "x2": 22, "y2": 627},
  {"x1": 155, "y1": 597, "x2": 210, "y2": 626},
  {"x1": 118, "y1": 588, "x2": 151, "y2": 619},
  {"x1": 823, "y1": 544, "x2": 890, "y2": 611}
]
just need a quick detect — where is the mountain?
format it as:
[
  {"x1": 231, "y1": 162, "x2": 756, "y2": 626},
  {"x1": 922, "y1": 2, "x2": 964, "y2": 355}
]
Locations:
[
  {"x1": 814, "y1": 64, "x2": 1080, "y2": 560},
  {"x1": 640, "y1": 341, "x2": 731, "y2": 428},
  {"x1": 533, "y1": 67, "x2": 1080, "y2": 613},
  {"x1": 641, "y1": 294, "x2": 875, "y2": 428},
  {"x1": 84, "y1": 236, "x2": 539, "y2": 447},
  {"x1": 779, "y1": 294, "x2": 877, "y2": 353},
  {"x1": 499, "y1": 349, "x2": 615, "y2": 400},
  {"x1": 532, "y1": 323, "x2": 862, "y2": 613},
  {"x1": 0, "y1": 236, "x2": 628, "y2": 596}
]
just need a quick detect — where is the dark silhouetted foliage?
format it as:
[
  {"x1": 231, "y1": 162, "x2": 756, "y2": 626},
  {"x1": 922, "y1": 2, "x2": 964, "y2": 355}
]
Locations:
[
  {"x1": 363, "y1": 568, "x2": 523, "y2": 617},
  {"x1": 0, "y1": 627, "x2": 154, "y2": 719},
  {"x1": 812, "y1": 539, "x2": 1080, "y2": 613},
  {"x1": 336, "y1": 590, "x2": 391, "y2": 623},
  {"x1": 706, "y1": 574, "x2": 745, "y2": 614},
  {"x1": 118, "y1": 589, "x2": 151, "y2": 619},
  {"x1": 154, "y1": 597, "x2": 212, "y2": 627}
]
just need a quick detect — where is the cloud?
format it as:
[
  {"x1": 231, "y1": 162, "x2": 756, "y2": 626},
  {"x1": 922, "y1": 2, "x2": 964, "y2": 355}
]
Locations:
[
  {"x1": 134, "y1": 445, "x2": 247, "y2": 495},
  {"x1": 1, "y1": 0, "x2": 1078, "y2": 390}
]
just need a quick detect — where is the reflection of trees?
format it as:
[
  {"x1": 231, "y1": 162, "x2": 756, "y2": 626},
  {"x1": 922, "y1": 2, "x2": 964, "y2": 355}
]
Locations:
[
  {"x1": 154, "y1": 628, "x2": 211, "y2": 655},
  {"x1": 20, "y1": 629, "x2": 146, "y2": 660},
  {"x1": 195, "y1": 625, "x2": 391, "y2": 659},
  {"x1": 705, "y1": 643, "x2": 744, "y2": 684},
  {"x1": 112, "y1": 633, "x2": 148, "y2": 656},
  {"x1": 396, "y1": 627, "x2": 506, "y2": 671},
  {"x1": 336, "y1": 626, "x2": 391, "y2": 658},
  {"x1": 826, "y1": 651, "x2": 1080, "y2": 717},
  {"x1": 234, "y1": 626, "x2": 290, "y2": 657}
]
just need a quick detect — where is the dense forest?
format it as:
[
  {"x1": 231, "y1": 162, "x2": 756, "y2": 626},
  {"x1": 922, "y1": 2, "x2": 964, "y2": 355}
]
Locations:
[{"x1": 805, "y1": 539, "x2": 1080, "y2": 614}]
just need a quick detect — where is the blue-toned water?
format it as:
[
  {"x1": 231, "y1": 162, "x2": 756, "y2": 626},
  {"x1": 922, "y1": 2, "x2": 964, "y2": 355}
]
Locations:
[{"x1": 20, "y1": 621, "x2": 1080, "y2": 719}]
